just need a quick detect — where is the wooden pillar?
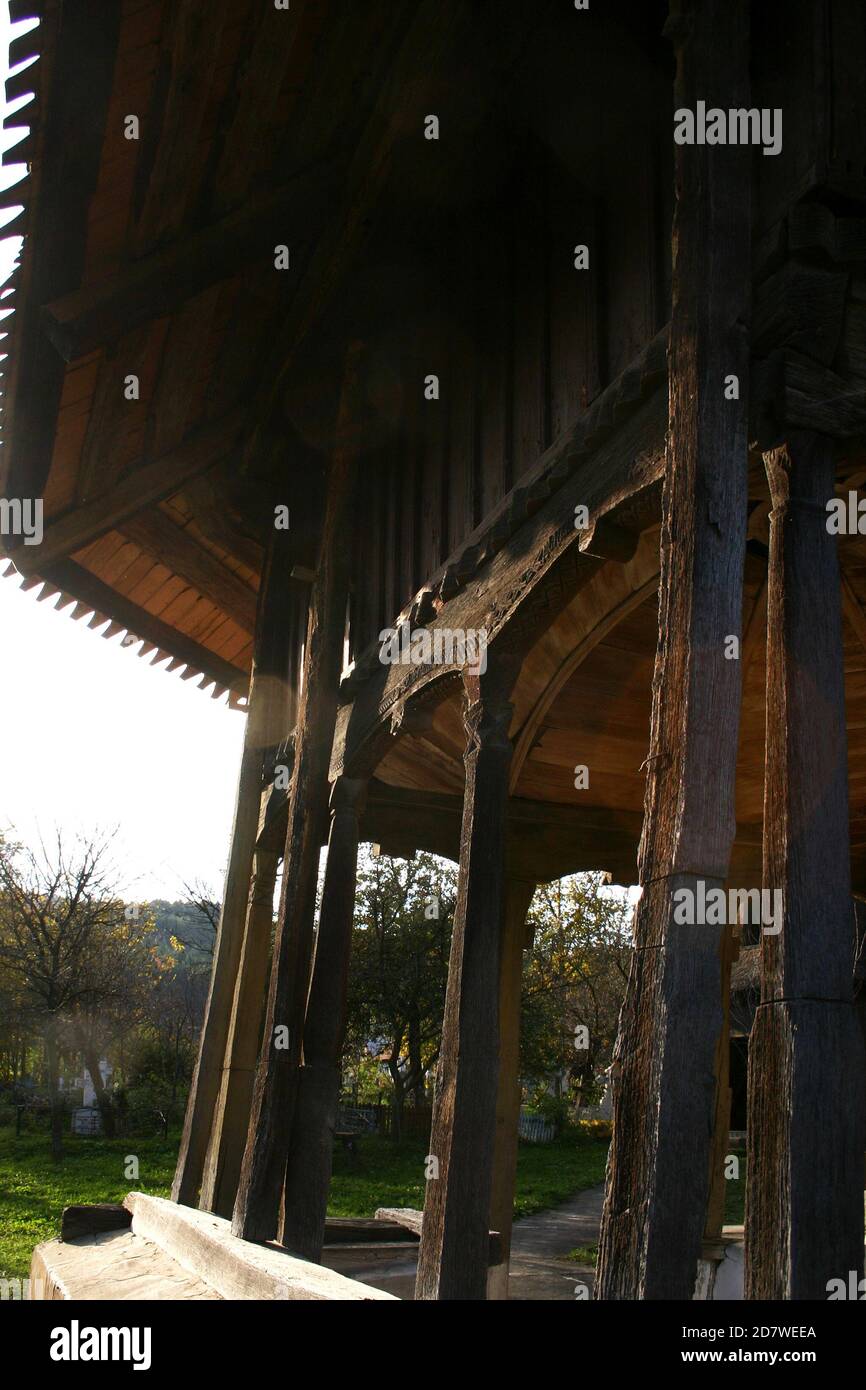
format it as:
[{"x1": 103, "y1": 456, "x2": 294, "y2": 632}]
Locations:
[
  {"x1": 487, "y1": 877, "x2": 535, "y2": 1300},
  {"x1": 281, "y1": 775, "x2": 366, "y2": 1259},
  {"x1": 745, "y1": 433, "x2": 866, "y2": 1299},
  {"x1": 232, "y1": 345, "x2": 362, "y2": 1242},
  {"x1": 415, "y1": 656, "x2": 516, "y2": 1301},
  {"x1": 703, "y1": 916, "x2": 740, "y2": 1249},
  {"x1": 172, "y1": 602, "x2": 280, "y2": 1206},
  {"x1": 198, "y1": 847, "x2": 280, "y2": 1217},
  {"x1": 595, "y1": 0, "x2": 751, "y2": 1300}
]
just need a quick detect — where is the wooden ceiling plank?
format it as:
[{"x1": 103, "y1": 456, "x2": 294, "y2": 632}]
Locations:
[
  {"x1": 41, "y1": 166, "x2": 338, "y2": 362},
  {"x1": 120, "y1": 508, "x2": 257, "y2": 634},
  {"x1": 76, "y1": 325, "x2": 156, "y2": 504},
  {"x1": 3, "y1": 1, "x2": 124, "y2": 500},
  {"x1": 133, "y1": 0, "x2": 234, "y2": 253},
  {"x1": 145, "y1": 286, "x2": 222, "y2": 459},
  {"x1": 182, "y1": 470, "x2": 265, "y2": 575},
  {"x1": 7, "y1": 407, "x2": 244, "y2": 576},
  {"x1": 45, "y1": 557, "x2": 246, "y2": 692}
]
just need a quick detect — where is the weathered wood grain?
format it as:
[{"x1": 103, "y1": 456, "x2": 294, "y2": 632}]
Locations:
[
  {"x1": 121, "y1": 509, "x2": 258, "y2": 635},
  {"x1": 281, "y1": 776, "x2": 367, "y2": 1260},
  {"x1": 197, "y1": 848, "x2": 279, "y2": 1219},
  {"x1": 416, "y1": 657, "x2": 516, "y2": 1300},
  {"x1": 232, "y1": 346, "x2": 362, "y2": 1242},
  {"x1": 596, "y1": 0, "x2": 751, "y2": 1301},
  {"x1": 8, "y1": 409, "x2": 244, "y2": 577},
  {"x1": 745, "y1": 432, "x2": 866, "y2": 1299},
  {"x1": 488, "y1": 878, "x2": 536, "y2": 1299},
  {"x1": 172, "y1": 534, "x2": 284, "y2": 1208}
]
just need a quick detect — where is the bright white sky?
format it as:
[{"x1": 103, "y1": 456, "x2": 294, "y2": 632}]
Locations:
[{"x1": 0, "y1": 4, "x2": 246, "y2": 899}]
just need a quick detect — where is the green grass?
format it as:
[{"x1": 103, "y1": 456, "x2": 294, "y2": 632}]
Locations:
[
  {"x1": 566, "y1": 1244, "x2": 598, "y2": 1265},
  {"x1": 0, "y1": 1130, "x2": 177, "y2": 1285},
  {"x1": 723, "y1": 1147, "x2": 746, "y2": 1226},
  {"x1": 0, "y1": 1127, "x2": 609, "y2": 1281}
]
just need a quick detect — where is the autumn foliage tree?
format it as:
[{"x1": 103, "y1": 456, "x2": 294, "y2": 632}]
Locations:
[
  {"x1": 345, "y1": 850, "x2": 456, "y2": 1136},
  {"x1": 520, "y1": 872, "x2": 632, "y2": 1110}
]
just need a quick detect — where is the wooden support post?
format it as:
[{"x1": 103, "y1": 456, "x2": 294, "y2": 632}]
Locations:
[
  {"x1": 595, "y1": 0, "x2": 751, "y2": 1300},
  {"x1": 199, "y1": 847, "x2": 280, "y2": 1217},
  {"x1": 232, "y1": 346, "x2": 362, "y2": 1242},
  {"x1": 703, "y1": 915, "x2": 740, "y2": 1250},
  {"x1": 172, "y1": 632, "x2": 276, "y2": 1206},
  {"x1": 281, "y1": 776, "x2": 367, "y2": 1259},
  {"x1": 745, "y1": 433, "x2": 866, "y2": 1299},
  {"x1": 487, "y1": 877, "x2": 536, "y2": 1301},
  {"x1": 415, "y1": 657, "x2": 516, "y2": 1301}
]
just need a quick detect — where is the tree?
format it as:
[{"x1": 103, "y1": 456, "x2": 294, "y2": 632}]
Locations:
[
  {"x1": 0, "y1": 833, "x2": 163, "y2": 1157},
  {"x1": 520, "y1": 872, "x2": 632, "y2": 1114},
  {"x1": 345, "y1": 849, "x2": 456, "y2": 1137}
]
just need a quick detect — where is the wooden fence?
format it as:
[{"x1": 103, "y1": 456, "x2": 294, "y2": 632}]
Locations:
[{"x1": 338, "y1": 1101, "x2": 556, "y2": 1144}]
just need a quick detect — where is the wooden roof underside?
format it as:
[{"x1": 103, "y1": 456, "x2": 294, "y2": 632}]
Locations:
[{"x1": 6, "y1": 0, "x2": 620, "y2": 695}]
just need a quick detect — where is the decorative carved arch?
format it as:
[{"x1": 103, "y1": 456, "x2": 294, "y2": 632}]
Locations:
[{"x1": 508, "y1": 529, "x2": 661, "y2": 794}]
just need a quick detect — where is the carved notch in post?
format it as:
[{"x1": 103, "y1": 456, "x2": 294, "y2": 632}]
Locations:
[
  {"x1": 281, "y1": 775, "x2": 367, "y2": 1260},
  {"x1": 415, "y1": 654, "x2": 518, "y2": 1301},
  {"x1": 745, "y1": 433, "x2": 866, "y2": 1299}
]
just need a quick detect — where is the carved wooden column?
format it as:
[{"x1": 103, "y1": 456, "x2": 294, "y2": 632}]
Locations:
[
  {"x1": 415, "y1": 657, "x2": 516, "y2": 1301},
  {"x1": 233, "y1": 345, "x2": 362, "y2": 1242},
  {"x1": 487, "y1": 876, "x2": 535, "y2": 1300},
  {"x1": 745, "y1": 433, "x2": 866, "y2": 1299},
  {"x1": 199, "y1": 846, "x2": 280, "y2": 1217},
  {"x1": 281, "y1": 775, "x2": 366, "y2": 1259},
  {"x1": 596, "y1": 0, "x2": 751, "y2": 1300}
]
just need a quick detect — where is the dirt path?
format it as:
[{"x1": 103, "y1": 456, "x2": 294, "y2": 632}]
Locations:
[{"x1": 322, "y1": 1184, "x2": 605, "y2": 1301}]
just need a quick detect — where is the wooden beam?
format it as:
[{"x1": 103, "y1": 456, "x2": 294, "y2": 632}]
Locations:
[
  {"x1": 124, "y1": 1193, "x2": 396, "y2": 1301},
  {"x1": 172, "y1": 539, "x2": 284, "y2": 1208},
  {"x1": 232, "y1": 345, "x2": 363, "y2": 1243},
  {"x1": 182, "y1": 472, "x2": 265, "y2": 576},
  {"x1": 75, "y1": 326, "x2": 153, "y2": 504},
  {"x1": 121, "y1": 510, "x2": 258, "y2": 634},
  {"x1": 596, "y1": 0, "x2": 751, "y2": 1301},
  {"x1": 281, "y1": 776, "x2": 367, "y2": 1259},
  {"x1": 415, "y1": 656, "x2": 517, "y2": 1300},
  {"x1": 41, "y1": 169, "x2": 339, "y2": 362},
  {"x1": 745, "y1": 433, "x2": 866, "y2": 1299},
  {"x1": 333, "y1": 389, "x2": 667, "y2": 776},
  {"x1": 487, "y1": 877, "x2": 536, "y2": 1300},
  {"x1": 841, "y1": 573, "x2": 866, "y2": 658},
  {"x1": 131, "y1": 1, "x2": 233, "y2": 254},
  {"x1": 702, "y1": 915, "x2": 740, "y2": 1250},
  {"x1": 6, "y1": 409, "x2": 244, "y2": 577},
  {"x1": 198, "y1": 848, "x2": 280, "y2": 1218},
  {"x1": 1, "y1": 1, "x2": 122, "y2": 501},
  {"x1": 195, "y1": 535, "x2": 298, "y2": 1220}
]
